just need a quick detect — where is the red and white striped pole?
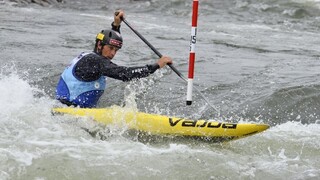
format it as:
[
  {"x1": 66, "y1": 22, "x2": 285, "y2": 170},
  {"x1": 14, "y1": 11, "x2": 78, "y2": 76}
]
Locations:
[{"x1": 187, "y1": 0, "x2": 199, "y2": 105}]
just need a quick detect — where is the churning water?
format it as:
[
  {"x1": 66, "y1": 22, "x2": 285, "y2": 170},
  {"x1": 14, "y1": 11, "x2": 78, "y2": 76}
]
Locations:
[{"x1": 1, "y1": 0, "x2": 320, "y2": 179}]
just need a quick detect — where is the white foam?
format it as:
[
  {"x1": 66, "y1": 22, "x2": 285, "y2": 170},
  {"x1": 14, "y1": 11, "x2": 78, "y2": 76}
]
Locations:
[{"x1": 0, "y1": 71, "x2": 34, "y2": 117}]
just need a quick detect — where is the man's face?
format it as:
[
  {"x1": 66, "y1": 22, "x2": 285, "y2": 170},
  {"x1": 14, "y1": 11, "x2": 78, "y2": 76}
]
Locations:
[{"x1": 101, "y1": 45, "x2": 119, "y2": 60}]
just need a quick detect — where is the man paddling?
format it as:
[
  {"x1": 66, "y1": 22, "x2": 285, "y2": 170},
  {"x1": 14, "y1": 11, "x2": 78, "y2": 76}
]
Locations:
[{"x1": 55, "y1": 10, "x2": 173, "y2": 108}]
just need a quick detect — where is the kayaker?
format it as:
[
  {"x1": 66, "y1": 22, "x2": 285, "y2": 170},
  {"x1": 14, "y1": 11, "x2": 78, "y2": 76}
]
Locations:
[{"x1": 55, "y1": 10, "x2": 173, "y2": 108}]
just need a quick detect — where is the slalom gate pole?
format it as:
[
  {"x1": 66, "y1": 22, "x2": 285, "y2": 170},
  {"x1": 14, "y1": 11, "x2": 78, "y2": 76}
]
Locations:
[{"x1": 186, "y1": 0, "x2": 199, "y2": 106}]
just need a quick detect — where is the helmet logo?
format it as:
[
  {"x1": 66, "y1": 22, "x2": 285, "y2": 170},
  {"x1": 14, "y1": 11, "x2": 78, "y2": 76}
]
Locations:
[{"x1": 109, "y1": 39, "x2": 122, "y2": 48}]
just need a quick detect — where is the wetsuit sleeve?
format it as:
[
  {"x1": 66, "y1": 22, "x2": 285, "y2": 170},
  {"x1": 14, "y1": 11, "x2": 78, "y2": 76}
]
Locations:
[
  {"x1": 74, "y1": 53, "x2": 160, "y2": 82},
  {"x1": 111, "y1": 22, "x2": 121, "y2": 33},
  {"x1": 100, "y1": 59, "x2": 160, "y2": 82}
]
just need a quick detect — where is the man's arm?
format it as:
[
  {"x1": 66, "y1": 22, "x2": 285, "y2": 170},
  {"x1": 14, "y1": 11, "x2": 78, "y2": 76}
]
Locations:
[
  {"x1": 74, "y1": 53, "x2": 160, "y2": 82},
  {"x1": 100, "y1": 59, "x2": 160, "y2": 82},
  {"x1": 111, "y1": 10, "x2": 124, "y2": 33}
]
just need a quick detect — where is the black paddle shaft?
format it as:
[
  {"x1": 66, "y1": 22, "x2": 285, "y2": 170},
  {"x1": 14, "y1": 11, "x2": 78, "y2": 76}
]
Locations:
[
  {"x1": 121, "y1": 18, "x2": 187, "y2": 82},
  {"x1": 115, "y1": 13, "x2": 183, "y2": 76}
]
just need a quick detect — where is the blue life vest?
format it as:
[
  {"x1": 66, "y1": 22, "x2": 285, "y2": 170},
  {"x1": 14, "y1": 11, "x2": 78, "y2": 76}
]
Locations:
[{"x1": 56, "y1": 52, "x2": 107, "y2": 108}]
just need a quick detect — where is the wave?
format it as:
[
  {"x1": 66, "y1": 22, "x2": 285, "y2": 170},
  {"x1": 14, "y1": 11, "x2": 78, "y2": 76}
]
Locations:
[
  {"x1": 237, "y1": 85, "x2": 320, "y2": 125},
  {"x1": 0, "y1": 65, "x2": 54, "y2": 117},
  {"x1": 5, "y1": 0, "x2": 320, "y2": 18},
  {"x1": 233, "y1": 0, "x2": 320, "y2": 17},
  {"x1": 2, "y1": 0, "x2": 63, "y2": 7}
]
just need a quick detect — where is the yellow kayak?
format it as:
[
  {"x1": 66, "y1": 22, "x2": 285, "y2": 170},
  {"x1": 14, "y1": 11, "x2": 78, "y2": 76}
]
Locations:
[{"x1": 52, "y1": 106, "x2": 269, "y2": 143}]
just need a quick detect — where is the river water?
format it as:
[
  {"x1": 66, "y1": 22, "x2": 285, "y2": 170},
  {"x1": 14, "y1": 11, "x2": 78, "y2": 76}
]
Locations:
[{"x1": 1, "y1": 0, "x2": 320, "y2": 179}]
